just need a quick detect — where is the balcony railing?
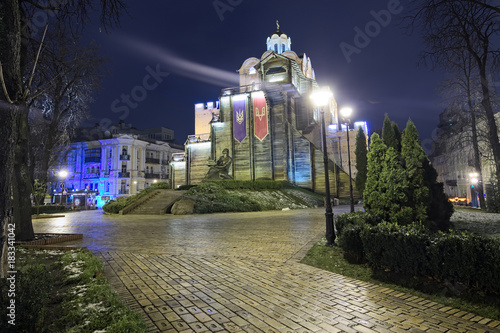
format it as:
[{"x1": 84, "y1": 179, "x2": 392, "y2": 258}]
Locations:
[
  {"x1": 120, "y1": 154, "x2": 130, "y2": 161},
  {"x1": 83, "y1": 173, "x2": 100, "y2": 179},
  {"x1": 144, "y1": 173, "x2": 160, "y2": 179},
  {"x1": 84, "y1": 157, "x2": 101, "y2": 163},
  {"x1": 118, "y1": 172, "x2": 130, "y2": 178},
  {"x1": 146, "y1": 157, "x2": 160, "y2": 164},
  {"x1": 118, "y1": 189, "x2": 129, "y2": 195}
]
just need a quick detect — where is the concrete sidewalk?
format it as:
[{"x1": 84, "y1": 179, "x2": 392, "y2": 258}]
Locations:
[{"x1": 34, "y1": 208, "x2": 499, "y2": 332}]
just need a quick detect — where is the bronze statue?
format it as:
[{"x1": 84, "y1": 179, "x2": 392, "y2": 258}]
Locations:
[{"x1": 205, "y1": 148, "x2": 232, "y2": 180}]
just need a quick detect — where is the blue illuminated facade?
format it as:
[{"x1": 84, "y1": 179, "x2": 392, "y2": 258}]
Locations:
[{"x1": 49, "y1": 134, "x2": 183, "y2": 208}]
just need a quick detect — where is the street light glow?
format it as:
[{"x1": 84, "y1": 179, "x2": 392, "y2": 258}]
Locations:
[
  {"x1": 58, "y1": 170, "x2": 68, "y2": 179},
  {"x1": 310, "y1": 89, "x2": 333, "y2": 107},
  {"x1": 340, "y1": 107, "x2": 353, "y2": 118}
]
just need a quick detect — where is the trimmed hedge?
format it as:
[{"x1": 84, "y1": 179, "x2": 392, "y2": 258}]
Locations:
[
  {"x1": 32, "y1": 204, "x2": 68, "y2": 215},
  {"x1": 361, "y1": 222, "x2": 431, "y2": 277},
  {"x1": 336, "y1": 212, "x2": 500, "y2": 294}
]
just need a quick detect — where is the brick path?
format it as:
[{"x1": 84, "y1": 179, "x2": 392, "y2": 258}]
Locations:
[{"x1": 34, "y1": 208, "x2": 500, "y2": 332}]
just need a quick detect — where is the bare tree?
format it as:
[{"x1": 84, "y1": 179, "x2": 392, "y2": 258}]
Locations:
[
  {"x1": 409, "y1": 0, "x2": 500, "y2": 195},
  {"x1": 439, "y1": 50, "x2": 487, "y2": 208},
  {"x1": 28, "y1": 27, "x2": 106, "y2": 186},
  {"x1": 0, "y1": 0, "x2": 125, "y2": 277}
]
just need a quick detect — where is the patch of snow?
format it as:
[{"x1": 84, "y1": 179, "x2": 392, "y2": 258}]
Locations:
[{"x1": 451, "y1": 210, "x2": 500, "y2": 224}]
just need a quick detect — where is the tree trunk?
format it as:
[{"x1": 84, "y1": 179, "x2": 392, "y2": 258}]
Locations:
[
  {"x1": 0, "y1": 104, "x2": 14, "y2": 278},
  {"x1": 1, "y1": 0, "x2": 34, "y2": 242},
  {"x1": 12, "y1": 105, "x2": 34, "y2": 241},
  {"x1": 0, "y1": 0, "x2": 24, "y2": 274},
  {"x1": 466, "y1": 83, "x2": 486, "y2": 210},
  {"x1": 478, "y1": 65, "x2": 500, "y2": 187}
]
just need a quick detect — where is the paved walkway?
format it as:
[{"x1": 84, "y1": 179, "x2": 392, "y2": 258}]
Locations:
[{"x1": 34, "y1": 208, "x2": 499, "y2": 333}]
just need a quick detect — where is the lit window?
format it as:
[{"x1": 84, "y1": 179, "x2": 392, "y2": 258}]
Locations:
[{"x1": 249, "y1": 67, "x2": 256, "y2": 75}]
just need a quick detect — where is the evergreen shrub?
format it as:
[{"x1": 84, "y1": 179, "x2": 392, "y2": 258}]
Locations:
[
  {"x1": 361, "y1": 222, "x2": 430, "y2": 277},
  {"x1": 357, "y1": 223, "x2": 500, "y2": 294},
  {"x1": 338, "y1": 223, "x2": 366, "y2": 263},
  {"x1": 336, "y1": 212, "x2": 380, "y2": 263},
  {"x1": 486, "y1": 181, "x2": 500, "y2": 213},
  {"x1": 31, "y1": 204, "x2": 68, "y2": 215}
]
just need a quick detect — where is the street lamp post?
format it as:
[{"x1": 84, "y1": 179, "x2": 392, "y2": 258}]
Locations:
[
  {"x1": 469, "y1": 172, "x2": 479, "y2": 208},
  {"x1": 340, "y1": 107, "x2": 355, "y2": 213},
  {"x1": 58, "y1": 170, "x2": 68, "y2": 205},
  {"x1": 310, "y1": 89, "x2": 336, "y2": 246}
]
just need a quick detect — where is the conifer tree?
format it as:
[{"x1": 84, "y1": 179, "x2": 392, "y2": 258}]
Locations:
[
  {"x1": 354, "y1": 127, "x2": 368, "y2": 196},
  {"x1": 401, "y1": 119, "x2": 429, "y2": 223},
  {"x1": 379, "y1": 146, "x2": 412, "y2": 224},
  {"x1": 382, "y1": 114, "x2": 398, "y2": 150},
  {"x1": 363, "y1": 133, "x2": 387, "y2": 217},
  {"x1": 392, "y1": 121, "x2": 402, "y2": 152},
  {"x1": 423, "y1": 156, "x2": 454, "y2": 230}
]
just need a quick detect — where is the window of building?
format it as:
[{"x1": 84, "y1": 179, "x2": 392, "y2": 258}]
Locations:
[
  {"x1": 84, "y1": 148, "x2": 101, "y2": 163},
  {"x1": 274, "y1": 43, "x2": 278, "y2": 52},
  {"x1": 281, "y1": 43, "x2": 285, "y2": 53}
]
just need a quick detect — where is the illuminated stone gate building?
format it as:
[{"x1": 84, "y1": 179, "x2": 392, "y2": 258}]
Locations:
[{"x1": 171, "y1": 25, "x2": 357, "y2": 198}]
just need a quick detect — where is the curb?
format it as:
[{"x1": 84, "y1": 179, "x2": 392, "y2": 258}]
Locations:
[{"x1": 16, "y1": 233, "x2": 83, "y2": 246}]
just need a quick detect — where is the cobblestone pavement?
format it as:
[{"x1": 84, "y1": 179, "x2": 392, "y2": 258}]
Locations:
[{"x1": 34, "y1": 208, "x2": 500, "y2": 333}]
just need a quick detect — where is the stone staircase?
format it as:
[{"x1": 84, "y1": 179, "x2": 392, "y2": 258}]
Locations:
[{"x1": 122, "y1": 190, "x2": 184, "y2": 215}]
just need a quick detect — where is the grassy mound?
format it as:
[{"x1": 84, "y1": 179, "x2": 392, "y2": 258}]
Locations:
[
  {"x1": 103, "y1": 182, "x2": 170, "y2": 214},
  {"x1": 184, "y1": 181, "x2": 324, "y2": 214}
]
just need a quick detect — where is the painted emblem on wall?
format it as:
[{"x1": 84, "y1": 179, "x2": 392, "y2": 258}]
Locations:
[
  {"x1": 233, "y1": 97, "x2": 247, "y2": 143},
  {"x1": 253, "y1": 93, "x2": 268, "y2": 140}
]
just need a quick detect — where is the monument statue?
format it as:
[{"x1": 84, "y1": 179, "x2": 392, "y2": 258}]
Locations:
[{"x1": 205, "y1": 148, "x2": 232, "y2": 180}]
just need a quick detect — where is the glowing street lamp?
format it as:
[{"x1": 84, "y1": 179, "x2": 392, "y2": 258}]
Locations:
[
  {"x1": 57, "y1": 170, "x2": 68, "y2": 205},
  {"x1": 469, "y1": 172, "x2": 479, "y2": 208},
  {"x1": 340, "y1": 107, "x2": 355, "y2": 213},
  {"x1": 310, "y1": 88, "x2": 336, "y2": 246}
]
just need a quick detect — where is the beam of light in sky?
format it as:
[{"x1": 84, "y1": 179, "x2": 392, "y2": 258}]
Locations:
[{"x1": 110, "y1": 34, "x2": 240, "y2": 87}]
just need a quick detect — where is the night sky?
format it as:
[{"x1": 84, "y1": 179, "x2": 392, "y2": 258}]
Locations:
[{"x1": 84, "y1": 0, "x2": 445, "y2": 153}]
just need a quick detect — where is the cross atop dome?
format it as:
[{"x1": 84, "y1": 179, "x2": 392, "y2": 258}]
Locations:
[{"x1": 266, "y1": 20, "x2": 291, "y2": 54}]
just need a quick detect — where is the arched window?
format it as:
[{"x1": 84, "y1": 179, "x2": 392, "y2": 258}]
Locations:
[
  {"x1": 274, "y1": 43, "x2": 278, "y2": 52},
  {"x1": 281, "y1": 43, "x2": 286, "y2": 53}
]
